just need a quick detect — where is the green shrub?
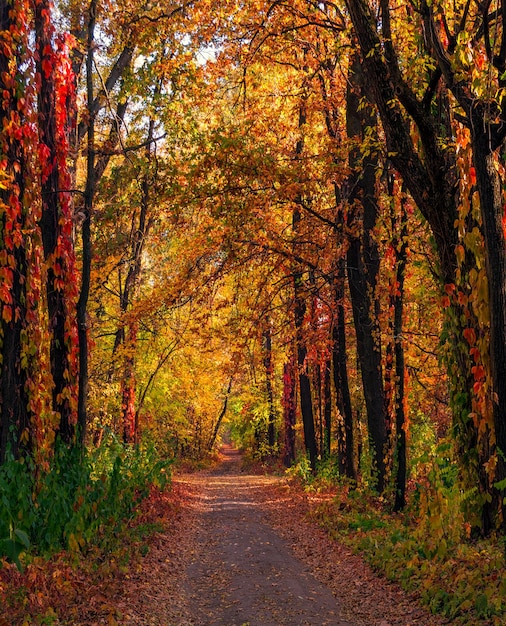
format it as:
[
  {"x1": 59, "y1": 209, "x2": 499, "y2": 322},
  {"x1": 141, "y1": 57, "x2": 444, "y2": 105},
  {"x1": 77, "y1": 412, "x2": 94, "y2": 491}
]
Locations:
[{"x1": 0, "y1": 436, "x2": 172, "y2": 569}]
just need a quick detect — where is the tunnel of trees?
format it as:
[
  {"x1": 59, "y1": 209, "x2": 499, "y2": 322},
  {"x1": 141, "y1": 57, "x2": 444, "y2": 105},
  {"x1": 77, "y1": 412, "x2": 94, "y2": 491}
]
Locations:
[{"x1": 2, "y1": 0, "x2": 506, "y2": 579}]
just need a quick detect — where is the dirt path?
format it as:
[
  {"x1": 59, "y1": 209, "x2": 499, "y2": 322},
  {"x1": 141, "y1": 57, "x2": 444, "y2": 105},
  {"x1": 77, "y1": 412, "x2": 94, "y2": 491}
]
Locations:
[
  {"x1": 183, "y1": 447, "x2": 351, "y2": 625},
  {"x1": 110, "y1": 446, "x2": 448, "y2": 625},
  {"x1": 0, "y1": 446, "x2": 450, "y2": 625},
  {"x1": 171, "y1": 446, "x2": 448, "y2": 626}
]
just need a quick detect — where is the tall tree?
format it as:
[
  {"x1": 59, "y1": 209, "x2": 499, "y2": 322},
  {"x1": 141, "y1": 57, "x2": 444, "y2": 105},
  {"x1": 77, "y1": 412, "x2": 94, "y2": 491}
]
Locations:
[
  {"x1": 293, "y1": 92, "x2": 318, "y2": 470},
  {"x1": 35, "y1": 0, "x2": 79, "y2": 445},
  {"x1": 383, "y1": 174, "x2": 409, "y2": 510},
  {"x1": 0, "y1": 0, "x2": 32, "y2": 461},
  {"x1": 419, "y1": 0, "x2": 506, "y2": 527},
  {"x1": 346, "y1": 51, "x2": 388, "y2": 491},
  {"x1": 282, "y1": 352, "x2": 297, "y2": 467},
  {"x1": 76, "y1": 0, "x2": 97, "y2": 447},
  {"x1": 343, "y1": 0, "x2": 495, "y2": 530}
]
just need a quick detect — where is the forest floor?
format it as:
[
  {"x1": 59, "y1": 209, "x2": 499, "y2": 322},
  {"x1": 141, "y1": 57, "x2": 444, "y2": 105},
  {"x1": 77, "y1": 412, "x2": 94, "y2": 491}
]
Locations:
[{"x1": 109, "y1": 445, "x2": 449, "y2": 626}]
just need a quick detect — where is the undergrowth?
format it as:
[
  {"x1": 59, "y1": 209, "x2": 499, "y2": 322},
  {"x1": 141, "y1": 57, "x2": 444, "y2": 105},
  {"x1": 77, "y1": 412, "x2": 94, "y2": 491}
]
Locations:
[
  {"x1": 0, "y1": 434, "x2": 174, "y2": 624},
  {"x1": 290, "y1": 452, "x2": 506, "y2": 625},
  {"x1": 0, "y1": 434, "x2": 172, "y2": 568}
]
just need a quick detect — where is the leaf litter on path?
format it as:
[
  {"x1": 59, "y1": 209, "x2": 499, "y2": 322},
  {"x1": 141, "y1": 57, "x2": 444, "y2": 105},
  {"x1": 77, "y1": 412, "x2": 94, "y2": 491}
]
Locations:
[{"x1": 172, "y1": 447, "x2": 448, "y2": 626}]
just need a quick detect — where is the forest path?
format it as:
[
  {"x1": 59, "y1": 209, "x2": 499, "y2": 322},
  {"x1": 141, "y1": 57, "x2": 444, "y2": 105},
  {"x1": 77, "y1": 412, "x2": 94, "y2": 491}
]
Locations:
[
  {"x1": 181, "y1": 445, "x2": 351, "y2": 626},
  {"x1": 168, "y1": 446, "x2": 448, "y2": 626}
]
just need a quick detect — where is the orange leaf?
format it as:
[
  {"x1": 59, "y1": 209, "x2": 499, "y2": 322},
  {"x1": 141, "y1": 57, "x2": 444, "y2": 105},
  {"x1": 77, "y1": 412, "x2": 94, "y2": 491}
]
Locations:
[
  {"x1": 2, "y1": 305, "x2": 12, "y2": 323},
  {"x1": 472, "y1": 364, "x2": 485, "y2": 381},
  {"x1": 463, "y1": 327, "x2": 476, "y2": 346},
  {"x1": 470, "y1": 347, "x2": 481, "y2": 363}
]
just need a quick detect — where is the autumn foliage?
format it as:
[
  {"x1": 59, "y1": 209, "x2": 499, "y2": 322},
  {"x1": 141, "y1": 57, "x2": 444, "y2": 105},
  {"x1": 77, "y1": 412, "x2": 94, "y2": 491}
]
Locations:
[{"x1": 2, "y1": 0, "x2": 506, "y2": 621}]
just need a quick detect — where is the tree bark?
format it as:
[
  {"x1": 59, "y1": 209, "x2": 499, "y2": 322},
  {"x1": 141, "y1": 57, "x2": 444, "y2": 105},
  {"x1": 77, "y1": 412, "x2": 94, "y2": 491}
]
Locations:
[
  {"x1": 208, "y1": 377, "x2": 234, "y2": 451},
  {"x1": 391, "y1": 189, "x2": 409, "y2": 511},
  {"x1": 419, "y1": 0, "x2": 506, "y2": 531},
  {"x1": 346, "y1": 51, "x2": 388, "y2": 492},
  {"x1": 282, "y1": 355, "x2": 297, "y2": 467},
  {"x1": 292, "y1": 91, "x2": 318, "y2": 470},
  {"x1": 471, "y1": 128, "x2": 506, "y2": 529},
  {"x1": 332, "y1": 265, "x2": 356, "y2": 480},
  {"x1": 35, "y1": 0, "x2": 77, "y2": 444},
  {"x1": 294, "y1": 262, "x2": 318, "y2": 470},
  {"x1": 0, "y1": 2, "x2": 31, "y2": 462},
  {"x1": 317, "y1": 54, "x2": 356, "y2": 478},
  {"x1": 77, "y1": 0, "x2": 97, "y2": 448},
  {"x1": 344, "y1": 0, "x2": 490, "y2": 525},
  {"x1": 322, "y1": 358, "x2": 332, "y2": 460}
]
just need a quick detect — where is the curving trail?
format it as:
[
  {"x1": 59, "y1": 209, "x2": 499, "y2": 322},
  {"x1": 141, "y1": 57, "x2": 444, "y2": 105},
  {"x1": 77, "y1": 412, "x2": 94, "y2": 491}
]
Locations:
[
  {"x1": 111, "y1": 445, "x2": 448, "y2": 625},
  {"x1": 182, "y1": 446, "x2": 351, "y2": 626},
  {"x1": 173, "y1": 446, "x2": 448, "y2": 626}
]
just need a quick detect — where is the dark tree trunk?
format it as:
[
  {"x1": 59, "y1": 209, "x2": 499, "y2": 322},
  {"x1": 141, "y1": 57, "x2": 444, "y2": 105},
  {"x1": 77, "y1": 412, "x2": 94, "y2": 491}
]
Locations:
[
  {"x1": 391, "y1": 190, "x2": 409, "y2": 512},
  {"x1": 332, "y1": 261, "x2": 356, "y2": 480},
  {"x1": 77, "y1": 0, "x2": 97, "y2": 448},
  {"x1": 283, "y1": 356, "x2": 297, "y2": 467},
  {"x1": 292, "y1": 94, "x2": 317, "y2": 470},
  {"x1": 323, "y1": 358, "x2": 332, "y2": 459},
  {"x1": 294, "y1": 270, "x2": 318, "y2": 470},
  {"x1": 417, "y1": 0, "x2": 506, "y2": 531},
  {"x1": 35, "y1": 1, "x2": 76, "y2": 444},
  {"x1": 471, "y1": 127, "x2": 506, "y2": 529},
  {"x1": 346, "y1": 52, "x2": 388, "y2": 492},
  {"x1": 344, "y1": 0, "x2": 495, "y2": 526},
  {"x1": 393, "y1": 277, "x2": 407, "y2": 511},
  {"x1": 315, "y1": 363, "x2": 322, "y2": 456},
  {"x1": 208, "y1": 377, "x2": 234, "y2": 451},
  {"x1": 317, "y1": 52, "x2": 356, "y2": 479},
  {"x1": 0, "y1": 3, "x2": 31, "y2": 462}
]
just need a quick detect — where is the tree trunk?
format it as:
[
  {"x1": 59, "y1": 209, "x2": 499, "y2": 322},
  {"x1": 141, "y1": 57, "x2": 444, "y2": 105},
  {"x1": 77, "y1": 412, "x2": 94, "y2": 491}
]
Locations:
[
  {"x1": 344, "y1": 0, "x2": 490, "y2": 525},
  {"x1": 332, "y1": 261, "x2": 356, "y2": 480},
  {"x1": 294, "y1": 269, "x2": 318, "y2": 470},
  {"x1": 346, "y1": 51, "x2": 388, "y2": 492},
  {"x1": 318, "y1": 53, "x2": 356, "y2": 479},
  {"x1": 315, "y1": 362, "x2": 322, "y2": 456},
  {"x1": 292, "y1": 92, "x2": 317, "y2": 470},
  {"x1": 121, "y1": 362, "x2": 136, "y2": 443},
  {"x1": 391, "y1": 190, "x2": 409, "y2": 511},
  {"x1": 77, "y1": 0, "x2": 97, "y2": 448},
  {"x1": 471, "y1": 128, "x2": 506, "y2": 529},
  {"x1": 0, "y1": 3, "x2": 31, "y2": 461},
  {"x1": 35, "y1": 0, "x2": 78, "y2": 444},
  {"x1": 208, "y1": 377, "x2": 234, "y2": 451},
  {"x1": 282, "y1": 355, "x2": 297, "y2": 467},
  {"x1": 322, "y1": 358, "x2": 332, "y2": 460}
]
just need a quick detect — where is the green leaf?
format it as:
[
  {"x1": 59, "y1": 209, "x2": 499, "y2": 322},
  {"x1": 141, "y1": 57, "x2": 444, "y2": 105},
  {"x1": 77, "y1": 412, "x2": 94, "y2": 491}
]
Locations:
[
  {"x1": 475, "y1": 593, "x2": 488, "y2": 616},
  {"x1": 14, "y1": 528, "x2": 30, "y2": 549},
  {"x1": 0, "y1": 537, "x2": 26, "y2": 572}
]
